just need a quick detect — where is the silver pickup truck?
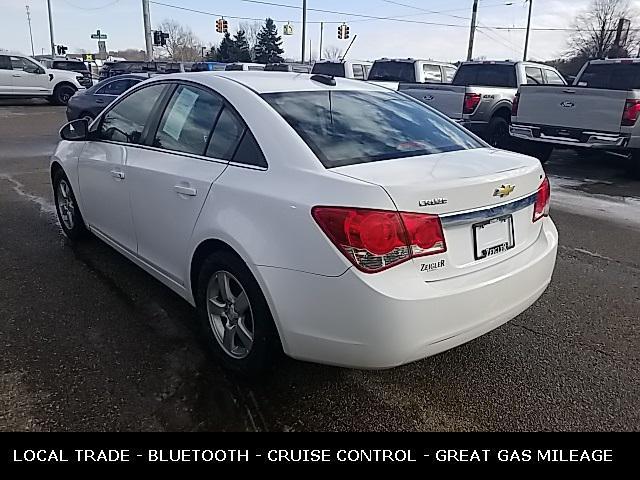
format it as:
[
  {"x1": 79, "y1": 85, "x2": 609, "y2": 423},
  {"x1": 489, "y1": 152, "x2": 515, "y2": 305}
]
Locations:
[
  {"x1": 368, "y1": 58, "x2": 457, "y2": 90},
  {"x1": 511, "y1": 58, "x2": 640, "y2": 172},
  {"x1": 401, "y1": 61, "x2": 567, "y2": 151}
]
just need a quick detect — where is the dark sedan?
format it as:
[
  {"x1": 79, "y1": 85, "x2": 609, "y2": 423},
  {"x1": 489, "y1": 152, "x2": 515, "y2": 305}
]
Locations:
[{"x1": 65, "y1": 74, "x2": 147, "y2": 122}]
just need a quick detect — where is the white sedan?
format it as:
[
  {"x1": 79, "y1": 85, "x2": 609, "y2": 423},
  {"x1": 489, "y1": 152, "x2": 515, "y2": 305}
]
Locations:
[{"x1": 51, "y1": 72, "x2": 558, "y2": 373}]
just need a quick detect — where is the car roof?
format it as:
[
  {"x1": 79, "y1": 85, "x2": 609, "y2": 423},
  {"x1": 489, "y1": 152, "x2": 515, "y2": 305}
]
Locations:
[
  {"x1": 150, "y1": 71, "x2": 386, "y2": 94},
  {"x1": 588, "y1": 58, "x2": 640, "y2": 65},
  {"x1": 315, "y1": 60, "x2": 373, "y2": 66},
  {"x1": 373, "y1": 58, "x2": 455, "y2": 67}
]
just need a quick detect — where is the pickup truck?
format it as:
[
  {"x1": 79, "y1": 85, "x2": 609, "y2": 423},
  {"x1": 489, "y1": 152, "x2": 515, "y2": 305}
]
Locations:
[
  {"x1": 312, "y1": 60, "x2": 373, "y2": 80},
  {"x1": 401, "y1": 61, "x2": 567, "y2": 152},
  {"x1": 367, "y1": 58, "x2": 457, "y2": 90},
  {"x1": 511, "y1": 58, "x2": 640, "y2": 172},
  {"x1": 0, "y1": 52, "x2": 86, "y2": 105}
]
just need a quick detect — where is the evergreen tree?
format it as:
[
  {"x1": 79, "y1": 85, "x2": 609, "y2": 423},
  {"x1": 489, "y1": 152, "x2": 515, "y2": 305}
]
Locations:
[
  {"x1": 204, "y1": 45, "x2": 218, "y2": 62},
  {"x1": 232, "y1": 30, "x2": 252, "y2": 63},
  {"x1": 254, "y1": 18, "x2": 284, "y2": 64},
  {"x1": 216, "y1": 32, "x2": 235, "y2": 63}
]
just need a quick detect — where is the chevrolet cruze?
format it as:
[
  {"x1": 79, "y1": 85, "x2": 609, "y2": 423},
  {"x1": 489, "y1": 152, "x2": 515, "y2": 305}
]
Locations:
[{"x1": 51, "y1": 72, "x2": 558, "y2": 374}]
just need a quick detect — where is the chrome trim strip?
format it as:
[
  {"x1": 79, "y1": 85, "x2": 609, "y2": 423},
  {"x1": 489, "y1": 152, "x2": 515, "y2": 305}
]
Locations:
[{"x1": 440, "y1": 193, "x2": 537, "y2": 227}]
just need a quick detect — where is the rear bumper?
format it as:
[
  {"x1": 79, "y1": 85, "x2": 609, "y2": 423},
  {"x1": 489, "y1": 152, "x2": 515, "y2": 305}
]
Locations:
[
  {"x1": 510, "y1": 123, "x2": 630, "y2": 150},
  {"x1": 258, "y1": 218, "x2": 558, "y2": 369}
]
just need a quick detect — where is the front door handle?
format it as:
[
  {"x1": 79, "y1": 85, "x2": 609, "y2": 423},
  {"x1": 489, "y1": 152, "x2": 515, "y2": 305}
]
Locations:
[
  {"x1": 12, "y1": 74, "x2": 22, "y2": 78},
  {"x1": 96, "y1": 98, "x2": 105, "y2": 104},
  {"x1": 110, "y1": 170, "x2": 125, "y2": 180},
  {"x1": 174, "y1": 185, "x2": 197, "y2": 196}
]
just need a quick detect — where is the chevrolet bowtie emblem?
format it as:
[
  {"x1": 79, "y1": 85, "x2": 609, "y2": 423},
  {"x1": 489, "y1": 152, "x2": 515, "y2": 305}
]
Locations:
[{"x1": 493, "y1": 184, "x2": 515, "y2": 197}]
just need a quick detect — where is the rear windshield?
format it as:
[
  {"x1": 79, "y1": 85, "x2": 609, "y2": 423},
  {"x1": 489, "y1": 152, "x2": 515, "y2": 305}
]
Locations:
[
  {"x1": 54, "y1": 61, "x2": 87, "y2": 71},
  {"x1": 368, "y1": 61, "x2": 415, "y2": 82},
  {"x1": 578, "y1": 63, "x2": 640, "y2": 90},
  {"x1": 225, "y1": 64, "x2": 244, "y2": 71},
  {"x1": 265, "y1": 64, "x2": 290, "y2": 72},
  {"x1": 311, "y1": 62, "x2": 346, "y2": 77},
  {"x1": 453, "y1": 64, "x2": 517, "y2": 88},
  {"x1": 262, "y1": 91, "x2": 482, "y2": 168}
]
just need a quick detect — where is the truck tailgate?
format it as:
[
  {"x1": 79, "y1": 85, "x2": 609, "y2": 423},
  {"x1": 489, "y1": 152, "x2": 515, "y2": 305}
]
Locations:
[
  {"x1": 517, "y1": 85, "x2": 627, "y2": 133},
  {"x1": 399, "y1": 84, "x2": 466, "y2": 120}
]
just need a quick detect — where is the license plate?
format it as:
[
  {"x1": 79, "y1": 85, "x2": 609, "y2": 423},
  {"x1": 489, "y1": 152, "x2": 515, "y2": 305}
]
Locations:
[{"x1": 473, "y1": 214, "x2": 515, "y2": 260}]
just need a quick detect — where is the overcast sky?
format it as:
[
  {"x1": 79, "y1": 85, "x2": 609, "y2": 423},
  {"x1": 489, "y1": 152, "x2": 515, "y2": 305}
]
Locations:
[{"x1": 2, "y1": 0, "x2": 639, "y2": 62}]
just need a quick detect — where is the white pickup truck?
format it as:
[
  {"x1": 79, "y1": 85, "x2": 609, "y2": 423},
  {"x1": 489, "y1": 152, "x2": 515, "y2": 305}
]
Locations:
[
  {"x1": 0, "y1": 52, "x2": 85, "y2": 105},
  {"x1": 511, "y1": 58, "x2": 640, "y2": 174},
  {"x1": 367, "y1": 58, "x2": 457, "y2": 90}
]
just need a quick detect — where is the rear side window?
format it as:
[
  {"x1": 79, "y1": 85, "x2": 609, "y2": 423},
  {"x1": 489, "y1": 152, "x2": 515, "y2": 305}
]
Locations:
[
  {"x1": 422, "y1": 64, "x2": 442, "y2": 83},
  {"x1": 453, "y1": 64, "x2": 517, "y2": 88},
  {"x1": 311, "y1": 62, "x2": 345, "y2": 77},
  {"x1": 525, "y1": 67, "x2": 544, "y2": 84},
  {"x1": 578, "y1": 63, "x2": 640, "y2": 90},
  {"x1": 0, "y1": 55, "x2": 11, "y2": 70},
  {"x1": 352, "y1": 64, "x2": 365, "y2": 80},
  {"x1": 443, "y1": 67, "x2": 457, "y2": 83},
  {"x1": 233, "y1": 131, "x2": 267, "y2": 168},
  {"x1": 544, "y1": 70, "x2": 566, "y2": 85},
  {"x1": 152, "y1": 85, "x2": 224, "y2": 155},
  {"x1": 96, "y1": 78, "x2": 139, "y2": 96},
  {"x1": 206, "y1": 107, "x2": 245, "y2": 160},
  {"x1": 262, "y1": 91, "x2": 482, "y2": 168},
  {"x1": 99, "y1": 83, "x2": 167, "y2": 144},
  {"x1": 368, "y1": 61, "x2": 415, "y2": 82}
]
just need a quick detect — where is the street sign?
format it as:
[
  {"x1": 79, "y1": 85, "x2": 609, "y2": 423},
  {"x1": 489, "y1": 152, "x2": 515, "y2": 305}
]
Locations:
[
  {"x1": 91, "y1": 29, "x2": 108, "y2": 40},
  {"x1": 82, "y1": 54, "x2": 94, "y2": 61}
]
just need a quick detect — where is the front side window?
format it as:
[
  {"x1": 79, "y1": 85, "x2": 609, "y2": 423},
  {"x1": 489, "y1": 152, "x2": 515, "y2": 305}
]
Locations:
[
  {"x1": 0, "y1": 55, "x2": 11, "y2": 70},
  {"x1": 544, "y1": 70, "x2": 566, "y2": 85},
  {"x1": 96, "y1": 78, "x2": 139, "y2": 96},
  {"x1": 10, "y1": 56, "x2": 39, "y2": 73},
  {"x1": 423, "y1": 64, "x2": 442, "y2": 83},
  {"x1": 152, "y1": 85, "x2": 224, "y2": 155},
  {"x1": 99, "y1": 83, "x2": 167, "y2": 144},
  {"x1": 262, "y1": 91, "x2": 483, "y2": 168}
]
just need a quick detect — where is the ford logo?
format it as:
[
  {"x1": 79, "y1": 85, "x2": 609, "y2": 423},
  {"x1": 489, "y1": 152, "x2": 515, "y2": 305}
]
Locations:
[
  {"x1": 423, "y1": 95, "x2": 435, "y2": 101},
  {"x1": 560, "y1": 101, "x2": 575, "y2": 108}
]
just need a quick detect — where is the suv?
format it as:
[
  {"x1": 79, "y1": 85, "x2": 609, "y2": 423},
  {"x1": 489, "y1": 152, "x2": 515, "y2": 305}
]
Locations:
[
  {"x1": 39, "y1": 58, "x2": 93, "y2": 88},
  {"x1": 98, "y1": 61, "x2": 184, "y2": 81},
  {"x1": 311, "y1": 60, "x2": 372, "y2": 80},
  {"x1": 264, "y1": 63, "x2": 311, "y2": 73},
  {"x1": 0, "y1": 52, "x2": 85, "y2": 105}
]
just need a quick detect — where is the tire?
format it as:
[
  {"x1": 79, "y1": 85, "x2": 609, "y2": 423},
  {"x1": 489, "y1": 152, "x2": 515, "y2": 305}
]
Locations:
[
  {"x1": 52, "y1": 169, "x2": 88, "y2": 241},
  {"x1": 195, "y1": 251, "x2": 281, "y2": 376},
  {"x1": 486, "y1": 116, "x2": 511, "y2": 150},
  {"x1": 514, "y1": 140, "x2": 553, "y2": 164},
  {"x1": 50, "y1": 84, "x2": 76, "y2": 106}
]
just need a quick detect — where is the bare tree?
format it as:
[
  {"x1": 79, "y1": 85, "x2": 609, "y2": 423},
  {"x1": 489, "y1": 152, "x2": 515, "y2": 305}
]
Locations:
[
  {"x1": 568, "y1": 0, "x2": 639, "y2": 59},
  {"x1": 239, "y1": 21, "x2": 262, "y2": 60},
  {"x1": 157, "y1": 19, "x2": 202, "y2": 61},
  {"x1": 322, "y1": 45, "x2": 343, "y2": 61}
]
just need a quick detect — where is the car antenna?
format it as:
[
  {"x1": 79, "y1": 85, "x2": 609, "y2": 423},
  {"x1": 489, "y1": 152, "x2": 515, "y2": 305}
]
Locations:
[{"x1": 339, "y1": 34, "x2": 357, "y2": 62}]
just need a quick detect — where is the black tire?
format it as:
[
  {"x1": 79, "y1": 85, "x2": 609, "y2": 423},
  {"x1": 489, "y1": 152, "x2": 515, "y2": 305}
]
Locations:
[
  {"x1": 486, "y1": 116, "x2": 511, "y2": 150},
  {"x1": 52, "y1": 169, "x2": 88, "y2": 241},
  {"x1": 50, "y1": 84, "x2": 76, "y2": 106},
  {"x1": 513, "y1": 140, "x2": 553, "y2": 164},
  {"x1": 195, "y1": 251, "x2": 281, "y2": 376}
]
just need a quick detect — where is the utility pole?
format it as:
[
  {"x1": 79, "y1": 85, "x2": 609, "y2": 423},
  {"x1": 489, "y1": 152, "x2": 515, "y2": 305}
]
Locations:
[
  {"x1": 142, "y1": 0, "x2": 153, "y2": 61},
  {"x1": 301, "y1": 0, "x2": 307, "y2": 64},
  {"x1": 26, "y1": 5, "x2": 35, "y2": 57},
  {"x1": 47, "y1": 0, "x2": 55, "y2": 59},
  {"x1": 319, "y1": 22, "x2": 324, "y2": 61},
  {"x1": 467, "y1": 0, "x2": 479, "y2": 61},
  {"x1": 523, "y1": 0, "x2": 533, "y2": 61}
]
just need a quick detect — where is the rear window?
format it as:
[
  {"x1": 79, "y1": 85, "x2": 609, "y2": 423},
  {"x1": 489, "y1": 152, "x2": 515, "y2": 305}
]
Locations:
[
  {"x1": 453, "y1": 64, "x2": 517, "y2": 88},
  {"x1": 578, "y1": 63, "x2": 640, "y2": 90},
  {"x1": 311, "y1": 62, "x2": 345, "y2": 77},
  {"x1": 368, "y1": 61, "x2": 416, "y2": 83},
  {"x1": 225, "y1": 64, "x2": 245, "y2": 71},
  {"x1": 262, "y1": 91, "x2": 482, "y2": 168}
]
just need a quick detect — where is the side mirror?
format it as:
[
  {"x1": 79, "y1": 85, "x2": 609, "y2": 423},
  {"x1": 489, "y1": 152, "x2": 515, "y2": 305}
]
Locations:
[{"x1": 60, "y1": 119, "x2": 89, "y2": 141}]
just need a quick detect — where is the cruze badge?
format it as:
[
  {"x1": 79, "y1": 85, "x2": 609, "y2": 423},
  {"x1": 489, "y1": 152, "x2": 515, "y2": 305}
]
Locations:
[
  {"x1": 493, "y1": 184, "x2": 515, "y2": 198},
  {"x1": 419, "y1": 198, "x2": 448, "y2": 207}
]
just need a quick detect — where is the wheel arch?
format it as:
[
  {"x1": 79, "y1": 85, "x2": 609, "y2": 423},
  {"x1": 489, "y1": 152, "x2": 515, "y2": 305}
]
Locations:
[{"x1": 491, "y1": 104, "x2": 512, "y2": 122}]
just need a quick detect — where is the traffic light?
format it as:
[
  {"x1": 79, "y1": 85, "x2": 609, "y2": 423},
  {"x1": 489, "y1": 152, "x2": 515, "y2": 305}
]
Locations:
[
  {"x1": 283, "y1": 23, "x2": 293, "y2": 35},
  {"x1": 153, "y1": 30, "x2": 161, "y2": 46},
  {"x1": 56, "y1": 45, "x2": 67, "y2": 55},
  {"x1": 161, "y1": 32, "x2": 169, "y2": 46},
  {"x1": 338, "y1": 24, "x2": 349, "y2": 40},
  {"x1": 337, "y1": 25, "x2": 342, "y2": 40},
  {"x1": 216, "y1": 18, "x2": 228, "y2": 34}
]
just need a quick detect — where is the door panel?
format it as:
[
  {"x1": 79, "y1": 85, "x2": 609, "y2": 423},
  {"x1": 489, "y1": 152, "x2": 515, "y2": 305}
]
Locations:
[
  {"x1": 78, "y1": 142, "x2": 137, "y2": 251},
  {"x1": 0, "y1": 56, "x2": 14, "y2": 95},
  {"x1": 10, "y1": 57, "x2": 50, "y2": 95}
]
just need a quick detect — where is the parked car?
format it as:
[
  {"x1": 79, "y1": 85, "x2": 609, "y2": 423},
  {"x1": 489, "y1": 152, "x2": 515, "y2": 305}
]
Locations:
[
  {"x1": 368, "y1": 58, "x2": 457, "y2": 90},
  {"x1": 39, "y1": 58, "x2": 94, "y2": 88},
  {"x1": 65, "y1": 74, "x2": 147, "y2": 122},
  {"x1": 264, "y1": 63, "x2": 311, "y2": 73},
  {"x1": 405, "y1": 61, "x2": 566, "y2": 149},
  {"x1": 225, "y1": 63, "x2": 265, "y2": 71},
  {"x1": 191, "y1": 62, "x2": 227, "y2": 72},
  {"x1": 0, "y1": 52, "x2": 85, "y2": 105},
  {"x1": 51, "y1": 71, "x2": 558, "y2": 373},
  {"x1": 98, "y1": 61, "x2": 183, "y2": 81},
  {"x1": 311, "y1": 60, "x2": 372, "y2": 80},
  {"x1": 511, "y1": 58, "x2": 640, "y2": 171}
]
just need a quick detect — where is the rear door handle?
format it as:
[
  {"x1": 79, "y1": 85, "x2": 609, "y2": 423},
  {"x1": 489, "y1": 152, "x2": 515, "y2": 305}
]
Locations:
[
  {"x1": 174, "y1": 185, "x2": 197, "y2": 196},
  {"x1": 562, "y1": 89, "x2": 576, "y2": 94},
  {"x1": 110, "y1": 170, "x2": 125, "y2": 180},
  {"x1": 12, "y1": 74, "x2": 22, "y2": 77}
]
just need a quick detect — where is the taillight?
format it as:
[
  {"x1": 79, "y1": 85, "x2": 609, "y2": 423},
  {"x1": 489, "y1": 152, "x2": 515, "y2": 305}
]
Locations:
[
  {"x1": 463, "y1": 93, "x2": 481, "y2": 114},
  {"x1": 621, "y1": 99, "x2": 640, "y2": 126},
  {"x1": 312, "y1": 207, "x2": 446, "y2": 273},
  {"x1": 512, "y1": 92, "x2": 520, "y2": 117},
  {"x1": 533, "y1": 177, "x2": 550, "y2": 222}
]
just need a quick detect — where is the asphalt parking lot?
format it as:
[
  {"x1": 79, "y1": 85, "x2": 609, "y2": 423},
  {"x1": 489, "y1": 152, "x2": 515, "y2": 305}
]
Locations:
[{"x1": 1, "y1": 99, "x2": 639, "y2": 432}]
